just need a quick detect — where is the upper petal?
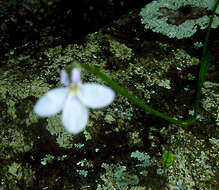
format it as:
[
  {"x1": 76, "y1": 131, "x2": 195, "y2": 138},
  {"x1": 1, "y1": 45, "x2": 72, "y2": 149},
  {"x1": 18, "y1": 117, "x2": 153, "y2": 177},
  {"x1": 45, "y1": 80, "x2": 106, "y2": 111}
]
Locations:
[
  {"x1": 62, "y1": 95, "x2": 88, "y2": 134},
  {"x1": 78, "y1": 83, "x2": 115, "y2": 108},
  {"x1": 34, "y1": 88, "x2": 68, "y2": 117},
  {"x1": 60, "y1": 69, "x2": 69, "y2": 86},
  {"x1": 71, "y1": 68, "x2": 81, "y2": 84}
]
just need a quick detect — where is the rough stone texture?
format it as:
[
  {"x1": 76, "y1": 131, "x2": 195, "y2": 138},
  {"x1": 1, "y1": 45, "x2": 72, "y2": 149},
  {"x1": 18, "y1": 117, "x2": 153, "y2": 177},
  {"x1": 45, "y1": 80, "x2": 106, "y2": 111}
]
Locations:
[
  {"x1": 0, "y1": 9, "x2": 218, "y2": 190},
  {"x1": 168, "y1": 127, "x2": 219, "y2": 190}
]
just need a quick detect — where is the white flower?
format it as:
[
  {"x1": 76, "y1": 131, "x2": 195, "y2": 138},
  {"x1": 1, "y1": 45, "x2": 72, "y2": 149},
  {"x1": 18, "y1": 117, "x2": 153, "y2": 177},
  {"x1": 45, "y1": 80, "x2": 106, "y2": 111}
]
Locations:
[{"x1": 34, "y1": 68, "x2": 115, "y2": 134}]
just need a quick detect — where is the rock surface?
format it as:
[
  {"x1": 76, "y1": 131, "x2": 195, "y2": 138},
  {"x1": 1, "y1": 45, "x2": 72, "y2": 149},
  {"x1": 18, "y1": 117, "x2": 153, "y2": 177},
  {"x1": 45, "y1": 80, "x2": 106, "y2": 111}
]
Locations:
[{"x1": 0, "y1": 10, "x2": 218, "y2": 190}]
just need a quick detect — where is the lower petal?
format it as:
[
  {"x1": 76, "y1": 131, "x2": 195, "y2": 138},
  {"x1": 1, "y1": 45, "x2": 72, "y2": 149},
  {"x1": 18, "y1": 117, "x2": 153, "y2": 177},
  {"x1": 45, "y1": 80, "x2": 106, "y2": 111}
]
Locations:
[{"x1": 62, "y1": 95, "x2": 88, "y2": 134}]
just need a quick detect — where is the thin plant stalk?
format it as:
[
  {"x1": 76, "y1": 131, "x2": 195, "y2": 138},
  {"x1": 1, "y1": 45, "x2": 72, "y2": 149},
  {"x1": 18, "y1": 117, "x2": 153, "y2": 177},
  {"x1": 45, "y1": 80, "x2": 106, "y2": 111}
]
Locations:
[{"x1": 193, "y1": 0, "x2": 218, "y2": 119}]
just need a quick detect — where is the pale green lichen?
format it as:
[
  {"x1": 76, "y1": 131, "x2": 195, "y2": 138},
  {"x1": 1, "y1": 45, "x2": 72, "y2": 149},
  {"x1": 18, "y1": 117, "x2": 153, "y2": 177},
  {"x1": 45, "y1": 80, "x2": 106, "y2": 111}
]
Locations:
[
  {"x1": 172, "y1": 49, "x2": 200, "y2": 67},
  {"x1": 131, "y1": 150, "x2": 151, "y2": 167},
  {"x1": 83, "y1": 130, "x2": 92, "y2": 140},
  {"x1": 2, "y1": 162, "x2": 35, "y2": 188},
  {"x1": 57, "y1": 155, "x2": 67, "y2": 161},
  {"x1": 131, "y1": 150, "x2": 153, "y2": 176},
  {"x1": 107, "y1": 103, "x2": 134, "y2": 122},
  {"x1": 100, "y1": 163, "x2": 139, "y2": 188},
  {"x1": 209, "y1": 138, "x2": 219, "y2": 167},
  {"x1": 77, "y1": 158, "x2": 89, "y2": 167},
  {"x1": 104, "y1": 113, "x2": 116, "y2": 124},
  {"x1": 157, "y1": 79, "x2": 171, "y2": 89},
  {"x1": 0, "y1": 128, "x2": 33, "y2": 160},
  {"x1": 127, "y1": 131, "x2": 143, "y2": 146},
  {"x1": 109, "y1": 39, "x2": 133, "y2": 60},
  {"x1": 75, "y1": 158, "x2": 93, "y2": 178},
  {"x1": 188, "y1": 109, "x2": 204, "y2": 121},
  {"x1": 74, "y1": 143, "x2": 85, "y2": 148},
  {"x1": 46, "y1": 115, "x2": 75, "y2": 148},
  {"x1": 168, "y1": 128, "x2": 218, "y2": 190},
  {"x1": 193, "y1": 42, "x2": 203, "y2": 49},
  {"x1": 201, "y1": 81, "x2": 219, "y2": 124},
  {"x1": 8, "y1": 162, "x2": 23, "y2": 180},
  {"x1": 140, "y1": 0, "x2": 219, "y2": 39},
  {"x1": 41, "y1": 154, "x2": 55, "y2": 165},
  {"x1": 76, "y1": 169, "x2": 88, "y2": 177}
]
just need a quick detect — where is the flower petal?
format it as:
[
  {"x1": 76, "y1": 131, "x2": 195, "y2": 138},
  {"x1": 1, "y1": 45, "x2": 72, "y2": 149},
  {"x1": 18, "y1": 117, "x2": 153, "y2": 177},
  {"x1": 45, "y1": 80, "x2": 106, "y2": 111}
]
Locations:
[
  {"x1": 78, "y1": 83, "x2": 115, "y2": 108},
  {"x1": 60, "y1": 69, "x2": 69, "y2": 86},
  {"x1": 62, "y1": 95, "x2": 88, "y2": 134},
  {"x1": 71, "y1": 68, "x2": 81, "y2": 84},
  {"x1": 34, "y1": 88, "x2": 68, "y2": 117}
]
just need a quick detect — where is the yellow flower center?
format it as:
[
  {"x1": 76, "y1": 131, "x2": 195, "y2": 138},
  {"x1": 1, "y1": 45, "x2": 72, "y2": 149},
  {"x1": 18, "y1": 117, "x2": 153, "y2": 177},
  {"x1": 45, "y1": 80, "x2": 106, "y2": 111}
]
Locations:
[{"x1": 69, "y1": 84, "x2": 79, "y2": 95}]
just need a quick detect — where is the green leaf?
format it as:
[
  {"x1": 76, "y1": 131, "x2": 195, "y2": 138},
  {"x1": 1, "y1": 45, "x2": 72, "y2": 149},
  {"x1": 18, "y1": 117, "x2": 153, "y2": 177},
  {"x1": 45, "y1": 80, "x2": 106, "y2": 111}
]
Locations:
[{"x1": 161, "y1": 150, "x2": 174, "y2": 167}]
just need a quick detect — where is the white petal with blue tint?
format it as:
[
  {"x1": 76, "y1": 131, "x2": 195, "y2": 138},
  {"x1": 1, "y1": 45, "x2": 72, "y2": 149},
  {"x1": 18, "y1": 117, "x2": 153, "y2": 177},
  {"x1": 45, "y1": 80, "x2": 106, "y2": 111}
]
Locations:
[
  {"x1": 60, "y1": 69, "x2": 69, "y2": 86},
  {"x1": 71, "y1": 68, "x2": 81, "y2": 84},
  {"x1": 34, "y1": 88, "x2": 68, "y2": 117},
  {"x1": 79, "y1": 83, "x2": 115, "y2": 108},
  {"x1": 62, "y1": 95, "x2": 88, "y2": 134}
]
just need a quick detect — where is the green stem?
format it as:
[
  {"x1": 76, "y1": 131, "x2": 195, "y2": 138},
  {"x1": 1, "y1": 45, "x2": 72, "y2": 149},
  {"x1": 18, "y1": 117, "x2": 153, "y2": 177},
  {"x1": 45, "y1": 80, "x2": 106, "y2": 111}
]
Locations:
[
  {"x1": 193, "y1": 0, "x2": 218, "y2": 118},
  {"x1": 70, "y1": 63, "x2": 195, "y2": 126}
]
